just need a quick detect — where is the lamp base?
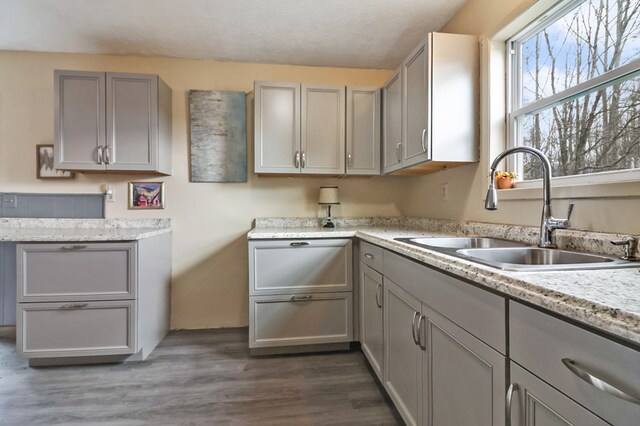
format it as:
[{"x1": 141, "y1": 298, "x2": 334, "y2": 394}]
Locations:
[{"x1": 323, "y1": 220, "x2": 335, "y2": 228}]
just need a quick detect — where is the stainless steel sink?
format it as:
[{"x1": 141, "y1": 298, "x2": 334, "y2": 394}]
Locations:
[
  {"x1": 456, "y1": 247, "x2": 637, "y2": 271},
  {"x1": 396, "y1": 237, "x2": 526, "y2": 250}
]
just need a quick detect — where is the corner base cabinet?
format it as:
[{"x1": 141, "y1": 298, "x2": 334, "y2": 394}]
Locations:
[
  {"x1": 16, "y1": 233, "x2": 171, "y2": 366},
  {"x1": 248, "y1": 239, "x2": 353, "y2": 353}
]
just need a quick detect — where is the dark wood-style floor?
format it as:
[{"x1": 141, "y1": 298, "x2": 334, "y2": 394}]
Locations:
[{"x1": 0, "y1": 328, "x2": 401, "y2": 425}]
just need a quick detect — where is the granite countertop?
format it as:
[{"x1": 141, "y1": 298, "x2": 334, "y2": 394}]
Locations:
[
  {"x1": 248, "y1": 217, "x2": 640, "y2": 346},
  {"x1": 0, "y1": 218, "x2": 172, "y2": 242}
]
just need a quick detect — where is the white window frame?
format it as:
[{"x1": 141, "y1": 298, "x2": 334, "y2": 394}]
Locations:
[{"x1": 506, "y1": 0, "x2": 640, "y2": 188}]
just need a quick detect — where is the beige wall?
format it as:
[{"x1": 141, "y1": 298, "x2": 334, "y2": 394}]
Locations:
[
  {"x1": 401, "y1": 0, "x2": 640, "y2": 235},
  {"x1": 0, "y1": 51, "x2": 407, "y2": 329}
]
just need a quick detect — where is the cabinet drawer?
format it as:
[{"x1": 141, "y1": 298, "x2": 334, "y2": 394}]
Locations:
[
  {"x1": 510, "y1": 302, "x2": 640, "y2": 425},
  {"x1": 249, "y1": 292, "x2": 353, "y2": 348},
  {"x1": 360, "y1": 241, "x2": 383, "y2": 272},
  {"x1": 17, "y1": 300, "x2": 136, "y2": 358},
  {"x1": 249, "y1": 239, "x2": 352, "y2": 295},
  {"x1": 17, "y1": 242, "x2": 137, "y2": 302},
  {"x1": 383, "y1": 250, "x2": 506, "y2": 353}
]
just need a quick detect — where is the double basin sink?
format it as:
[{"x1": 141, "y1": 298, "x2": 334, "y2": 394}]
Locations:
[{"x1": 395, "y1": 237, "x2": 637, "y2": 272}]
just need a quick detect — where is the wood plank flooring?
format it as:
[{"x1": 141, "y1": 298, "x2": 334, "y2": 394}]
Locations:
[{"x1": 0, "y1": 328, "x2": 402, "y2": 425}]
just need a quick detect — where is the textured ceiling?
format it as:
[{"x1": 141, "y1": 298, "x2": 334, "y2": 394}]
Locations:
[{"x1": 0, "y1": 0, "x2": 469, "y2": 69}]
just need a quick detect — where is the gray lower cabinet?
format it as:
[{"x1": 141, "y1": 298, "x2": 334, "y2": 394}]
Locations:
[
  {"x1": 16, "y1": 233, "x2": 171, "y2": 366},
  {"x1": 509, "y1": 362, "x2": 608, "y2": 426},
  {"x1": 248, "y1": 239, "x2": 353, "y2": 353},
  {"x1": 384, "y1": 278, "x2": 423, "y2": 426},
  {"x1": 54, "y1": 70, "x2": 172, "y2": 175},
  {"x1": 360, "y1": 263, "x2": 383, "y2": 380},
  {"x1": 510, "y1": 301, "x2": 640, "y2": 425}
]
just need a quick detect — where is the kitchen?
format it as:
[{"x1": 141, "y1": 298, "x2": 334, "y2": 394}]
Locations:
[{"x1": 0, "y1": 0, "x2": 639, "y2": 425}]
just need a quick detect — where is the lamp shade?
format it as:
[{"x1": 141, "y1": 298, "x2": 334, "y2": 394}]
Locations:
[{"x1": 318, "y1": 186, "x2": 340, "y2": 205}]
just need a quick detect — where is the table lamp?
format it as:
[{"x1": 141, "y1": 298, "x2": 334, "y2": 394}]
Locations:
[{"x1": 318, "y1": 186, "x2": 340, "y2": 228}]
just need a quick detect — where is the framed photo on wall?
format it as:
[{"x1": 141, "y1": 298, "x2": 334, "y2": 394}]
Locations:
[
  {"x1": 36, "y1": 144, "x2": 74, "y2": 179},
  {"x1": 128, "y1": 182, "x2": 165, "y2": 209}
]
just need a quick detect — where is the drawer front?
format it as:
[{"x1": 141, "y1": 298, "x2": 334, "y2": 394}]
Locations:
[
  {"x1": 249, "y1": 292, "x2": 353, "y2": 348},
  {"x1": 249, "y1": 239, "x2": 352, "y2": 295},
  {"x1": 383, "y1": 250, "x2": 506, "y2": 353},
  {"x1": 510, "y1": 302, "x2": 640, "y2": 425},
  {"x1": 17, "y1": 300, "x2": 137, "y2": 358},
  {"x1": 17, "y1": 242, "x2": 137, "y2": 302},
  {"x1": 360, "y1": 240, "x2": 383, "y2": 272}
]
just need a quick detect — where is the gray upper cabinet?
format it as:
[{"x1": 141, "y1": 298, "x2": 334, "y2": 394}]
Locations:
[
  {"x1": 402, "y1": 41, "x2": 430, "y2": 168},
  {"x1": 382, "y1": 32, "x2": 478, "y2": 175},
  {"x1": 301, "y1": 84, "x2": 345, "y2": 174},
  {"x1": 382, "y1": 69, "x2": 403, "y2": 173},
  {"x1": 346, "y1": 87, "x2": 381, "y2": 175},
  {"x1": 54, "y1": 70, "x2": 172, "y2": 175},
  {"x1": 54, "y1": 71, "x2": 106, "y2": 171},
  {"x1": 254, "y1": 82, "x2": 345, "y2": 175},
  {"x1": 254, "y1": 81, "x2": 301, "y2": 174}
]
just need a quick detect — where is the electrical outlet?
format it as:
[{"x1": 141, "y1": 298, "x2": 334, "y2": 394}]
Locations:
[
  {"x1": 1, "y1": 194, "x2": 17, "y2": 209},
  {"x1": 104, "y1": 184, "x2": 115, "y2": 202},
  {"x1": 441, "y1": 183, "x2": 448, "y2": 201}
]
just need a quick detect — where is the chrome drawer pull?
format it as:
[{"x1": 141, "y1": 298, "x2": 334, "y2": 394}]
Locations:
[
  {"x1": 375, "y1": 283, "x2": 382, "y2": 308},
  {"x1": 364, "y1": 253, "x2": 374, "y2": 259},
  {"x1": 417, "y1": 314, "x2": 426, "y2": 350},
  {"x1": 411, "y1": 311, "x2": 420, "y2": 345},
  {"x1": 290, "y1": 242, "x2": 309, "y2": 247},
  {"x1": 562, "y1": 358, "x2": 640, "y2": 405},
  {"x1": 290, "y1": 295, "x2": 312, "y2": 302},
  {"x1": 294, "y1": 151, "x2": 300, "y2": 168},
  {"x1": 61, "y1": 245, "x2": 87, "y2": 250},
  {"x1": 421, "y1": 128, "x2": 427, "y2": 153},
  {"x1": 506, "y1": 383, "x2": 517, "y2": 426},
  {"x1": 97, "y1": 146, "x2": 104, "y2": 164},
  {"x1": 60, "y1": 303, "x2": 88, "y2": 310}
]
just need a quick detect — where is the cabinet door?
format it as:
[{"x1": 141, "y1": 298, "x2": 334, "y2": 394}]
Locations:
[
  {"x1": 382, "y1": 69, "x2": 403, "y2": 173},
  {"x1": 384, "y1": 278, "x2": 422, "y2": 426},
  {"x1": 106, "y1": 73, "x2": 158, "y2": 171},
  {"x1": 360, "y1": 264, "x2": 384, "y2": 381},
  {"x1": 510, "y1": 363, "x2": 608, "y2": 426},
  {"x1": 424, "y1": 306, "x2": 505, "y2": 426},
  {"x1": 402, "y1": 38, "x2": 430, "y2": 167},
  {"x1": 54, "y1": 70, "x2": 106, "y2": 171},
  {"x1": 346, "y1": 87, "x2": 380, "y2": 175},
  {"x1": 254, "y1": 81, "x2": 301, "y2": 174},
  {"x1": 301, "y1": 84, "x2": 345, "y2": 174}
]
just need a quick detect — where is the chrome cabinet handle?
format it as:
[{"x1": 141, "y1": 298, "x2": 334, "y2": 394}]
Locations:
[
  {"x1": 417, "y1": 314, "x2": 426, "y2": 350},
  {"x1": 347, "y1": 152, "x2": 352, "y2": 169},
  {"x1": 396, "y1": 142, "x2": 402, "y2": 162},
  {"x1": 97, "y1": 146, "x2": 104, "y2": 164},
  {"x1": 104, "y1": 145, "x2": 111, "y2": 164},
  {"x1": 294, "y1": 151, "x2": 300, "y2": 168},
  {"x1": 290, "y1": 295, "x2": 312, "y2": 302},
  {"x1": 60, "y1": 303, "x2": 88, "y2": 310},
  {"x1": 506, "y1": 383, "x2": 518, "y2": 426},
  {"x1": 290, "y1": 242, "x2": 309, "y2": 247},
  {"x1": 411, "y1": 311, "x2": 420, "y2": 345},
  {"x1": 61, "y1": 245, "x2": 87, "y2": 250},
  {"x1": 364, "y1": 253, "x2": 374, "y2": 259},
  {"x1": 562, "y1": 358, "x2": 640, "y2": 405},
  {"x1": 375, "y1": 283, "x2": 382, "y2": 308},
  {"x1": 421, "y1": 128, "x2": 427, "y2": 153},
  {"x1": 301, "y1": 151, "x2": 306, "y2": 168}
]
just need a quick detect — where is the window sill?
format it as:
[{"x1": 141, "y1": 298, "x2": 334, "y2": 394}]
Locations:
[{"x1": 496, "y1": 180, "x2": 640, "y2": 200}]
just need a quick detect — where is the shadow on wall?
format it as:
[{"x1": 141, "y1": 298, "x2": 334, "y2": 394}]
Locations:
[{"x1": 170, "y1": 232, "x2": 251, "y2": 330}]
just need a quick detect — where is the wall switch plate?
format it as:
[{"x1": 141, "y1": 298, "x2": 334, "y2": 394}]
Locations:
[
  {"x1": 1, "y1": 194, "x2": 17, "y2": 209},
  {"x1": 104, "y1": 184, "x2": 115, "y2": 202},
  {"x1": 441, "y1": 183, "x2": 448, "y2": 201}
]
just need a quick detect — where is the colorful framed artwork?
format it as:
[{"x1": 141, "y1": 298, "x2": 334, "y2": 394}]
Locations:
[
  {"x1": 128, "y1": 182, "x2": 165, "y2": 209},
  {"x1": 36, "y1": 144, "x2": 74, "y2": 179}
]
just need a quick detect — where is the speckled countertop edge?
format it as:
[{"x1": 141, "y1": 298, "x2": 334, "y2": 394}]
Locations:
[
  {"x1": 248, "y1": 218, "x2": 640, "y2": 346},
  {"x1": 0, "y1": 218, "x2": 172, "y2": 241}
]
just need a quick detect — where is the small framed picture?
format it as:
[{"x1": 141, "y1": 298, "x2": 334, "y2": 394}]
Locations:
[
  {"x1": 128, "y1": 182, "x2": 165, "y2": 209},
  {"x1": 37, "y1": 145, "x2": 74, "y2": 179}
]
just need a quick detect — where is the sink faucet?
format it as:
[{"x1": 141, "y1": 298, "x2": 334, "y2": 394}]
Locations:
[{"x1": 485, "y1": 147, "x2": 572, "y2": 248}]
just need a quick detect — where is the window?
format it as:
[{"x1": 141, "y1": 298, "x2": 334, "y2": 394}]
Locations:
[{"x1": 508, "y1": 0, "x2": 640, "y2": 183}]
